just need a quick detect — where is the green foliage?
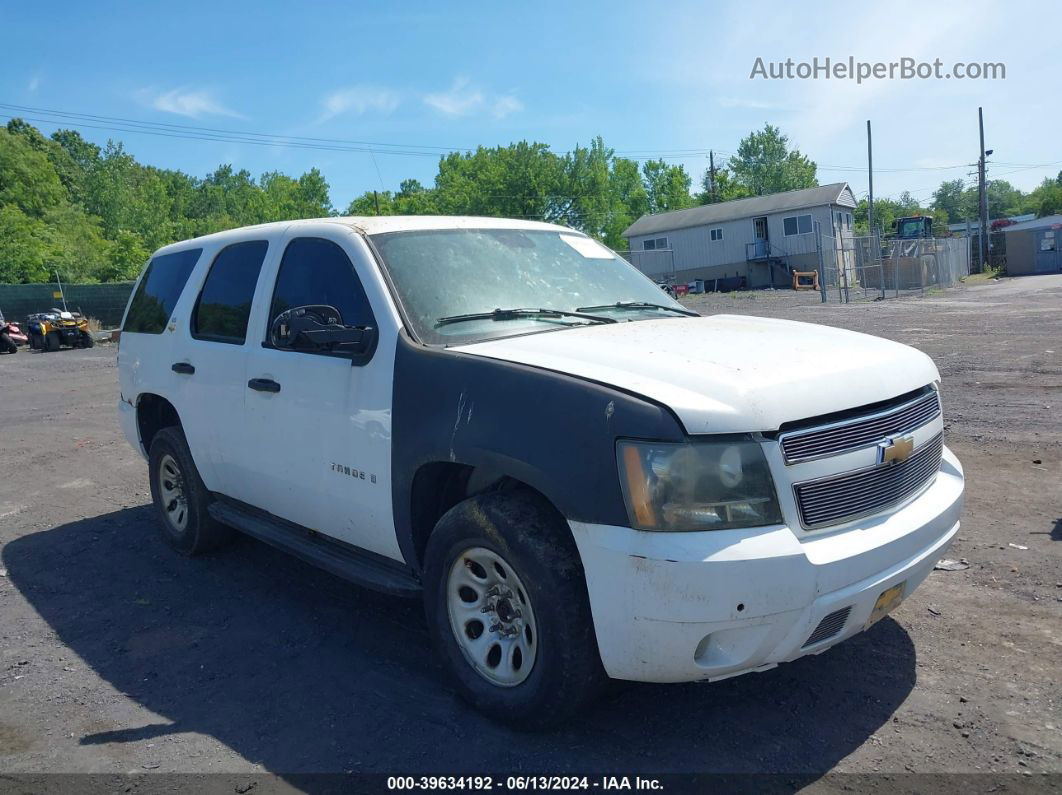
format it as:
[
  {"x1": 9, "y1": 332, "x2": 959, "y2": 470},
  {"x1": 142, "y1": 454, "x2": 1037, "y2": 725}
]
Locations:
[
  {"x1": 342, "y1": 139, "x2": 696, "y2": 252},
  {"x1": 641, "y1": 159, "x2": 694, "y2": 215},
  {"x1": 698, "y1": 166, "x2": 749, "y2": 205},
  {"x1": 0, "y1": 118, "x2": 337, "y2": 283},
  {"x1": 21, "y1": 114, "x2": 1059, "y2": 284},
  {"x1": 726, "y1": 124, "x2": 817, "y2": 197}
]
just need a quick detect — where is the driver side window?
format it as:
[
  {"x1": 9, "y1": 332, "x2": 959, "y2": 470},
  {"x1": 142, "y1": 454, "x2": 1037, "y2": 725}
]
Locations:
[{"x1": 267, "y1": 237, "x2": 376, "y2": 353}]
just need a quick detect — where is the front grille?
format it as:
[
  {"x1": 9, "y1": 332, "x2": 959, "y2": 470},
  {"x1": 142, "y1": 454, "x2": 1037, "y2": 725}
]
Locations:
[
  {"x1": 780, "y1": 390, "x2": 941, "y2": 464},
  {"x1": 794, "y1": 433, "x2": 944, "y2": 529},
  {"x1": 803, "y1": 606, "x2": 852, "y2": 648}
]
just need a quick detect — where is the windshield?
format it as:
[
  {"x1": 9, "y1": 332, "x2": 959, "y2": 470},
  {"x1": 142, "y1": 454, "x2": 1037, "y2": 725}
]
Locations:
[{"x1": 369, "y1": 228, "x2": 686, "y2": 345}]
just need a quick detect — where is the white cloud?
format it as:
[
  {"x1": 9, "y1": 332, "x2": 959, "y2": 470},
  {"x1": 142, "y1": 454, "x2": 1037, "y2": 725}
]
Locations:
[
  {"x1": 27, "y1": 74, "x2": 41, "y2": 93},
  {"x1": 318, "y1": 85, "x2": 401, "y2": 123},
  {"x1": 143, "y1": 87, "x2": 245, "y2": 119},
  {"x1": 490, "y1": 95, "x2": 524, "y2": 119},
  {"x1": 424, "y1": 77, "x2": 522, "y2": 119}
]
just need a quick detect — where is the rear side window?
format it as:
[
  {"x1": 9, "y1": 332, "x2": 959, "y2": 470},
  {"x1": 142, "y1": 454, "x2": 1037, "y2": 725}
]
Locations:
[
  {"x1": 192, "y1": 241, "x2": 269, "y2": 344},
  {"x1": 267, "y1": 238, "x2": 375, "y2": 343},
  {"x1": 124, "y1": 248, "x2": 202, "y2": 334}
]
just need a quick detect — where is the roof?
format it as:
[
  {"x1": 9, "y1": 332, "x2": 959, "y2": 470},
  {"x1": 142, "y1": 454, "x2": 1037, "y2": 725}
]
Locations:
[
  {"x1": 622, "y1": 182, "x2": 855, "y2": 238},
  {"x1": 151, "y1": 216, "x2": 575, "y2": 256},
  {"x1": 999, "y1": 214, "x2": 1062, "y2": 233},
  {"x1": 948, "y1": 213, "x2": 1034, "y2": 231}
]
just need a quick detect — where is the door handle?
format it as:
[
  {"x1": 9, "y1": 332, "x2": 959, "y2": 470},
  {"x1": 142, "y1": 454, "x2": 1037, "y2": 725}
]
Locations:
[
  {"x1": 171, "y1": 362, "x2": 195, "y2": 375},
  {"x1": 247, "y1": 378, "x2": 281, "y2": 393}
]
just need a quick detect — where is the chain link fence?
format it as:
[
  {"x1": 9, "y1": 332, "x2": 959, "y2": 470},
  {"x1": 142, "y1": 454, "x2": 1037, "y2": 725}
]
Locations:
[{"x1": 815, "y1": 232, "x2": 970, "y2": 303}]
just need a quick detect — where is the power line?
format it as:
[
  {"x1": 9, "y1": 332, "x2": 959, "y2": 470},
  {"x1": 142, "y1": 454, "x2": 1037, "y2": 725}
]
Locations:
[{"x1": 6, "y1": 100, "x2": 1047, "y2": 175}]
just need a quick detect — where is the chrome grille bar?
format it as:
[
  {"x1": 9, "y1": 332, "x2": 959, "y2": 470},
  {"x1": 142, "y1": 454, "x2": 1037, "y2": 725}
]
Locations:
[
  {"x1": 780, "y1": 391, "x2": 941, "y2": 465},
  {"x1": 794, "y1": 434, "x2": 944, "y2": 529}
]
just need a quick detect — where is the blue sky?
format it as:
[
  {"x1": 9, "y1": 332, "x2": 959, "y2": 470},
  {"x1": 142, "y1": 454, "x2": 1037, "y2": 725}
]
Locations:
[{"x1": 2, "y1": 0, "x2": 1059, "y2": 213}]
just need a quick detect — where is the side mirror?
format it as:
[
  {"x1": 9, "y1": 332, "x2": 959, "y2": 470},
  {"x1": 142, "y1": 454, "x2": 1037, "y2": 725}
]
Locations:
[{"x1": 270, "y1": 305, "x2": 376, "y2": 359}]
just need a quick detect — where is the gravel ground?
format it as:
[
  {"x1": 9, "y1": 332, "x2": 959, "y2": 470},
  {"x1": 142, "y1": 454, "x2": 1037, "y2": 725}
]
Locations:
[{"x1": 0, "y1": 274, "x2": 1059, "y2": 789}]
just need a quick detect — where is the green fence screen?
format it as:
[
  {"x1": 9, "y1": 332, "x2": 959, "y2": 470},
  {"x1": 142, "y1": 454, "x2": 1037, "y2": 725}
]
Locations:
[{"x1": 0, "y1": 282, "x2": 135, "y2": 329}]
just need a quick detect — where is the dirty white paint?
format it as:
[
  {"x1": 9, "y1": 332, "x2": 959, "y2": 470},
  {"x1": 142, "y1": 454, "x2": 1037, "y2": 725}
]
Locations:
[{"x1": 457, "y1": 315, "x2": 939, "y2": 433}]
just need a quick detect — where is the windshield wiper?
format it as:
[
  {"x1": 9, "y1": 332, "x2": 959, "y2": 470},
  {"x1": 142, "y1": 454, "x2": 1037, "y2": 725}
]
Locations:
[
  {"x1": 435, "y1": 307, "x2": 618, "y2": 328},
  {"x1": 575, "y1": 301, "x2": 699, "y2": 317}
]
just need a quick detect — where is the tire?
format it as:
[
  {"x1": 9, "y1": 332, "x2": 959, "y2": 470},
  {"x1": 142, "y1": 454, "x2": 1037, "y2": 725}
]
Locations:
[
  {"x1": 28, "y1": 333, "x2": 40, "y2": 350},
  {"x1": 44, "y1": 331, "x2": 60, "y2": 352},
  {"x1": 80, "y1": 331, "x2": 95, "y2": 348},
  {"x1": 0, "y1": 332, "x2": 15, "y2": 354},
  {"x1": 147, "y1": 426, "x2": 234, "y2": 555},
  {"x1": 423, "y1": 490, "x2": 606, "y2": 730}
]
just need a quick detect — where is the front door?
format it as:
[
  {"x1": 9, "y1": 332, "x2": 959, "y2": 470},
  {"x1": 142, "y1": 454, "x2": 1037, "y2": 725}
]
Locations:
[
  {"x1": 752, "y1": 216, "x2": 769, "y2": 258},
  {"x1": 239, "y1": 231, "x2": 402, "y2": 561}
]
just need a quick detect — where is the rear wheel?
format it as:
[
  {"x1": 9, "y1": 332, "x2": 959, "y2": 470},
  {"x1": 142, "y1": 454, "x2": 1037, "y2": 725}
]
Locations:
[
  {"x1": 0, "y1": 332, "x2": 15, "y2": 354},
  {"x1": 147, "y1": 426, "x2": 234, "y2": 555},
  {"x1": 423, "y1": 491, "x2": 606, "y2": 729},
  {"x1": 44, "y1": 331, "x2": 60, "y2": 352}
]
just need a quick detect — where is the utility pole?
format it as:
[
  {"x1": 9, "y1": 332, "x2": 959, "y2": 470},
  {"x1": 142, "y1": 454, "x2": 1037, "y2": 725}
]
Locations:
[
  {"x1": 708, "y1": 150, "x2": 718, "y2": 203},
  {"x1": 866, "y1": 120, "x2": 874, "y2": 238},
  {"x1": 373, "y1": 190, "x2": 381, "y2": 216},
  {"x1": 978, "y1": 107, "x2": 989, "y2": 271}
]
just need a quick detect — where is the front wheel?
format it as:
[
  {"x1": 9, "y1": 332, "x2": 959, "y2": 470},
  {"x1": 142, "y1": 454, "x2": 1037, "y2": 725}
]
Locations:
[
  {"x1": 423, "y1": 491, "x2": 606, "y2": 729},
  {"x1": 44, "y1": 331, "x2": 60, "y2": 352},
  {"x1": 79, "y1": 330, "x2": 95, "y2": 348}
]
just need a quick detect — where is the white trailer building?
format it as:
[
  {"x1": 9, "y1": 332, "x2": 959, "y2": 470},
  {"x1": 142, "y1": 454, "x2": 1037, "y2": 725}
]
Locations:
[{"x1": 622, "y1": 182, "x2": 858, "y2": 289}]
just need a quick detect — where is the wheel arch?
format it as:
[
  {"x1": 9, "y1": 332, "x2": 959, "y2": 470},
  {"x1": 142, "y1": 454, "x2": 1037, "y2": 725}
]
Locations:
[
  {"x1": 406, "y1": 459, "x2": 567, "y2": 576},
  {"x1": 135, "y1": 393, "x2": 182, "y2": 456}
]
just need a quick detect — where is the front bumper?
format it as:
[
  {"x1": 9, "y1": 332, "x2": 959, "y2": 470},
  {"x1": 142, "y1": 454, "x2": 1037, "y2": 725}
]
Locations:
[{"x1": 570, "y1": 445, "x2": 964, "y2": 683}]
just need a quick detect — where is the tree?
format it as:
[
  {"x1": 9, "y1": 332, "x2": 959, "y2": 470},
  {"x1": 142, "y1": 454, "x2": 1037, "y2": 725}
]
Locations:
[
  {"x1": 641, "y1": 159, "x2": 693, "y2": 215},
  {"x1": 728, "y1": 124, "x2": 817, "y2": 196},
  {"x1": 602, "y1": 157, "x2": 649, "y2": 250},
  {"x1": 1025, "y1": 172, "x2": 1062, "y2": 217},
  {"x1": 0, "y1": 204, "x2": 52, "y2": 282},
  {"x1": 0, "y1": 127, "x2": 67, "y2": 217},
  {"x1": 698, "y1": 165, "x2": 749, "y2": 205},
  {"x1": 931, "y1": 179, "x2": 967, "y2": 223}
]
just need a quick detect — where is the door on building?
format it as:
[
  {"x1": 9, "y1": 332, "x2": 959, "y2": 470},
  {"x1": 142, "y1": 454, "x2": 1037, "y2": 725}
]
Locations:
[
  {"x1": 1034, "y1": 229, "x2": 1060, "y2": 273},
  {"x1": 752, "y1": 216, "x2": 769, "y2": 258}
]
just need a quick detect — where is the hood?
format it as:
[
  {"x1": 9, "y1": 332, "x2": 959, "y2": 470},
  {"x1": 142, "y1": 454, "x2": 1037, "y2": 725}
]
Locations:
[{"x1": 454, "y1": 315, "x2": 939, "y2": 434}]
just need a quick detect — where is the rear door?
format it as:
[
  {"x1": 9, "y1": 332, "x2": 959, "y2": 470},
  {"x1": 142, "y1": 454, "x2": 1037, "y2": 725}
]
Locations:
[
  {"x1": 239, "y1": 229, "x2": 402, "y2": 561},
  {"x1": 171, "y1": 238, "x2": 274, "y2": 495}
]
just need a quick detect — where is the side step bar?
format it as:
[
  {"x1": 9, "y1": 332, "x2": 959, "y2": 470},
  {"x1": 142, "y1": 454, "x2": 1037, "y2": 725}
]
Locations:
[{"x1": 208, "y1": 499, "x2": 421, "y2": 598}]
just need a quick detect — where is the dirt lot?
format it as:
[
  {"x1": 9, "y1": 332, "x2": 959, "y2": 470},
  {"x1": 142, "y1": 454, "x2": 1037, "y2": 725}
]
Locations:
[{"x1": 0, "y1": 274, "x2": 1059, "y2": 788}]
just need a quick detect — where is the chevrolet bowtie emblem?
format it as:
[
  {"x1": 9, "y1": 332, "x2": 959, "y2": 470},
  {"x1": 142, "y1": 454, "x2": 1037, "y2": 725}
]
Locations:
[{"x1": 879, "y1": 435, "x2": 915, "y2": 465}]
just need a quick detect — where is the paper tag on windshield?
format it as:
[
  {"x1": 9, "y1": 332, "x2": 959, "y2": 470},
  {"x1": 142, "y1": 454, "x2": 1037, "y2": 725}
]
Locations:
[{"x1": 560, "y1": 234, "x2": 614, "y2": 259}]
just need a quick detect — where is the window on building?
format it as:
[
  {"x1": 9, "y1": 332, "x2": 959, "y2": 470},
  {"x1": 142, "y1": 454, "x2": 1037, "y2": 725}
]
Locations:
[
  {"x1": 783, "y1": 214, "x2": 813, "y2": 236},
  {"x1": 267, "y1": 237, "x2": 375, "y2": 353},
  {"x1": 643, "y1": 237, "x2": 668, "y2": 251},
  {"x1": 191, "y1": 240, "x2": 268, "y2": 344},
  {"x1": 710, "y1": 228, "x2": 723, "y2": 241},
  {"x1": 846, "y1": 213, "x2": 852, "y2": 230},
  {"x1": 123, "y1": 248, "x2": 202, "y2": 334}
]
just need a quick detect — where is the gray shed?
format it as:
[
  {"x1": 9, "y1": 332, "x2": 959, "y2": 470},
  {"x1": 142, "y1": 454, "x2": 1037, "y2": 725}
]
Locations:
[{"x1": 1001, "y1": 215, "x2": 1062, "y2": 276}]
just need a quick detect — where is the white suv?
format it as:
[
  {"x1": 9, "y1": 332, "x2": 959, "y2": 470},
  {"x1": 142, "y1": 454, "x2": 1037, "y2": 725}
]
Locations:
[{"x1": 117, "y1": 216, "x2": 964, "y2": 728}]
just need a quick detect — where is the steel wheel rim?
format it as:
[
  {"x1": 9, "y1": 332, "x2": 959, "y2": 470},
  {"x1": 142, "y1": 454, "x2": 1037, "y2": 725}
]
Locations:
[
  {"x1": 446, "y1": 546, "x2": 538, "y2": 687},
  {"x1": 157, "y1": 453, "x2": 189, "y2": 533}
]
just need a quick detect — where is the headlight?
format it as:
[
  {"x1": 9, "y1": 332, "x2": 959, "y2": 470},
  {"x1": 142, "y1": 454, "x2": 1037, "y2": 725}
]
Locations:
[{"x1": 617, "y1": 438, "x2": 782, "y2": 532}]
